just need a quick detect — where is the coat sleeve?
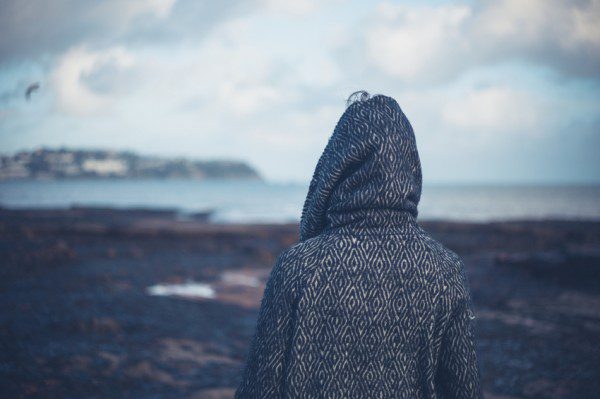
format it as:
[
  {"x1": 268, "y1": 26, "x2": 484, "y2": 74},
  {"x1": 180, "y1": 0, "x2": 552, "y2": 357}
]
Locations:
[
  {"x1": 437, "y1": 296, "x2": 483, "y2": 399},
  {"x1": 236, "y1": 253, "x2": 297, "y2": 399}
]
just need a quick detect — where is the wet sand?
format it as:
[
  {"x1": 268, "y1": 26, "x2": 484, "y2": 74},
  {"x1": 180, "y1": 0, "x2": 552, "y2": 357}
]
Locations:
[{"x1": 0, "y1": 207, "x2": 599, "y2": 398}]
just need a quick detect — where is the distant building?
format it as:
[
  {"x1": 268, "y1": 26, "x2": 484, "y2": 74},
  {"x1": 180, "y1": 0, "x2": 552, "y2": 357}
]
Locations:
[{"x1": 82, "y1": 158, "x2": 128, "y2": 176}]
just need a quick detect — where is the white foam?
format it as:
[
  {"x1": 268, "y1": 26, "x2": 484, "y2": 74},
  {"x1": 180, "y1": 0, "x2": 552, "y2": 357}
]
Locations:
[{"x1": 146, "y1": 281, "x2": 215, "y2": 299}]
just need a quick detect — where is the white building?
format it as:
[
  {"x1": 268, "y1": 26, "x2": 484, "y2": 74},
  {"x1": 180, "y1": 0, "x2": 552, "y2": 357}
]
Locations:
[{"x1": 81, "y1": 158, "x2": 128, "y2": 176}]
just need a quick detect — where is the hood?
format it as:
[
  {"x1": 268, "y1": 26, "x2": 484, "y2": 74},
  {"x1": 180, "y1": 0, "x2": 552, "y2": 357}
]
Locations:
[{"x1": 300, "y1": 94, "x2": 422, "y2": 241}]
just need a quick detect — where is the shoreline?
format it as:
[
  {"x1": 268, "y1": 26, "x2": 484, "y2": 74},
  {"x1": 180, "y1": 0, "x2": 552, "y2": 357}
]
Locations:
[
  {"x1": 2, "y1": 181, "x2": 600, "y2": 224},
  {"x1": 2, "y1": 203, "x2": 599, "y2": 225}
]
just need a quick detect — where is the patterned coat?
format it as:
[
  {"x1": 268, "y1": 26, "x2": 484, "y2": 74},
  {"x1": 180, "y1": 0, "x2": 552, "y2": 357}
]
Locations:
[{"x1": 236, "y1": 95, "x2": 482, "y2": 398}]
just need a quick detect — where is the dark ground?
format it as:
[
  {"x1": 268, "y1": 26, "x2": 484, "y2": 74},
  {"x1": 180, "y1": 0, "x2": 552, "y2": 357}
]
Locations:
[{"x1": 0, "y1": 208, "x2": 599, "y2": 398}]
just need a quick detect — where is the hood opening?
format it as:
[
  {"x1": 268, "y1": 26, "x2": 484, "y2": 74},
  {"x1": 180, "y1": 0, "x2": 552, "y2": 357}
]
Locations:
[{"x1": 300, "y1": 94, "x2": 422, "y2": 241}]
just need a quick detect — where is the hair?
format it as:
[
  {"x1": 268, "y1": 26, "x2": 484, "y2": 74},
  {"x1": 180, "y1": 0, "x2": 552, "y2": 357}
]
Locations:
[{"x1": 346, "y1": 90, "x2": 371, "y2": 107}]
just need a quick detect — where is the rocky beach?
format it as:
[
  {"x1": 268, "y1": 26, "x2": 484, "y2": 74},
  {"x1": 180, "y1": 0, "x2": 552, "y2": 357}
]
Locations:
[{"x1": 0, "y1": 207, "x2": 599, "y2": 398}]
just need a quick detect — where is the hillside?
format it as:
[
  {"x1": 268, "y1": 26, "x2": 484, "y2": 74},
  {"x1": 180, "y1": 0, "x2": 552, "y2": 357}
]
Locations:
[{"x1": 0, "y1": 148, "x2": 261, "y2": 180}]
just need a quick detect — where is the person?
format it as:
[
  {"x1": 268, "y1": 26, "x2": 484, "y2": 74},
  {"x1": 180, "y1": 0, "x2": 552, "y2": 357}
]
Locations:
[{"x1": 236, "y1": 92, "x2": 482, "y2": 398}]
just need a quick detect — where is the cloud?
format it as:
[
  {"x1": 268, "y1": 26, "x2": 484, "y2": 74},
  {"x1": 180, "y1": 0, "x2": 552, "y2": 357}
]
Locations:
[
  {"x1": 0, "y1": 83, "x2": 26, "y2": 105},
  {"x1": 260, "y1": 0, "x2": 321, "y2": 16},
  {"x1": 121, "y1": 0, "x2": 176, "y2": 19},
  {"x1": 472, "y1": 0, "x2": 600, "y2": 76},
  {"x1": 441, "y1": 86, "x2": 542, "y2": 134},
  {"x1": 366, "y1": 4, "x2": 472, "y2": 82},
  {"x1": 51, "y1": 46, "x2": 135, "y2": 115},
  {"x1": 217, "y1": 83, "x2": 283, "y2": 116},
  {"x1": 360, "y1": 0, "x2": 600, "y2": 83},
  {"x1": 0, "y1": 0, "x2": 243, "y2": 63},
  {"x1": 259, "y1": 0, "x2": 343, "y2": 16},
  {"x1": 116, "y1": 14, "x2": 341, "y2": 120}
]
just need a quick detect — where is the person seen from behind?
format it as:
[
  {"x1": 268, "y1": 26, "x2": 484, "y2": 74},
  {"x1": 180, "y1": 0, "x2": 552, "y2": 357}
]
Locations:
[{"x1": 236, "y1": 92, "x2": 483, "y2": 398}]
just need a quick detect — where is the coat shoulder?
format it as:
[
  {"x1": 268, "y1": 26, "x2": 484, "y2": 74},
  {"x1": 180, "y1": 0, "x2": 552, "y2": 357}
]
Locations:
[
  {"x1": 267, "y1": 236, "x2": 326, "y2": 294},
  {"x1": 414, "y1": 227, "x2": 471, "y2": 303}
]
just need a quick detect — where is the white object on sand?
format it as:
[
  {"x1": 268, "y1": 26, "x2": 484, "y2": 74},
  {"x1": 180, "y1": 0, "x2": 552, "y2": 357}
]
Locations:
[{"x1": 146, "y1": 281, "x2": 215, "y2": 299}]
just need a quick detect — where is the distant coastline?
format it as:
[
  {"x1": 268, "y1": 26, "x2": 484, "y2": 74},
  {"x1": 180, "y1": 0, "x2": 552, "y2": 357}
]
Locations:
[{"x1": 0, "y1": 148, "x2": 262, "y2": 181}]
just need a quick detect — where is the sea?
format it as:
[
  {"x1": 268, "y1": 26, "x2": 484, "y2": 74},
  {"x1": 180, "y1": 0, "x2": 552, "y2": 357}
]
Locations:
[{"x1": 0, "y1": 179, "x2": 599, "y2": 223}]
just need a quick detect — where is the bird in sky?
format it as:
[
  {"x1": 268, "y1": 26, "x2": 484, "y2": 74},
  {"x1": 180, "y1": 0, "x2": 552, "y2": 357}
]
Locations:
[{"x1": 25, "y1": 82, "x2": 40, "y2": 101}]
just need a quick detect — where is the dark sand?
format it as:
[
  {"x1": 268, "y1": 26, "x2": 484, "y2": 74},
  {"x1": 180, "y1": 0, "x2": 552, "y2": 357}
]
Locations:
[{"x1": 0, "y1": 208, "x2": 599, "y2": 398}]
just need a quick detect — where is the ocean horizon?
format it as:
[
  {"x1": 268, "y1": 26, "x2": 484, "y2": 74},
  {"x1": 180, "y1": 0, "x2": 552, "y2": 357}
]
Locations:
[{"x1": 1, "y1": 179, "x2": 599, "y2": 223}]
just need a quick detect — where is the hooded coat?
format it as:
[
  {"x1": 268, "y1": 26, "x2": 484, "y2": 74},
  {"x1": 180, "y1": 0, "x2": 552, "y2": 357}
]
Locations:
[{"x1": 236, "y1": 95, "x2": 482, "y2": 398}]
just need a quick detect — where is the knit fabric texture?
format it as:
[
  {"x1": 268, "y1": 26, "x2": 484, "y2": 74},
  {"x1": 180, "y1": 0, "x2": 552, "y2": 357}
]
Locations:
[{"x1": 236, "y1": 95, "x2": 482, "y2": 398}]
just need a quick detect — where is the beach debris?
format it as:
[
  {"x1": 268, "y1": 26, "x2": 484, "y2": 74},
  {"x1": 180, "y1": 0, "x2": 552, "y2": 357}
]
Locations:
[
  {"x1": 221, "y1": 270, "x2": 261, "y2": 287},
  {"x1": 146, "y1": 281, "x2": 215, "y2": 299}
]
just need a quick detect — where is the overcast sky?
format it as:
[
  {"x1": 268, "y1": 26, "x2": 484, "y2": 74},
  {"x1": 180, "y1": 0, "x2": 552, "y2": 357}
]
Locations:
[{"x1": 0, "y1": 0, "x2": 599, "y2": 183}]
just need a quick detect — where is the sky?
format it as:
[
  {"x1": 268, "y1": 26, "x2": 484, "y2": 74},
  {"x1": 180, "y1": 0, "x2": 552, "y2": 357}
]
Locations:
[{"x1": 0, "y1": 0, "x2": 599, "y2": 184}]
